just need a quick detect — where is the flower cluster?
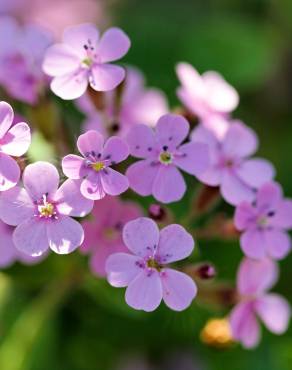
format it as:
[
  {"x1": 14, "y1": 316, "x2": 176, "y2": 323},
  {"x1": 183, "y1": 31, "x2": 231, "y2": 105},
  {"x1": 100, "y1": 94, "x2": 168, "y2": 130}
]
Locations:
[{"x1": 0, "y1": 19, "x2": 290, "y2": 351}]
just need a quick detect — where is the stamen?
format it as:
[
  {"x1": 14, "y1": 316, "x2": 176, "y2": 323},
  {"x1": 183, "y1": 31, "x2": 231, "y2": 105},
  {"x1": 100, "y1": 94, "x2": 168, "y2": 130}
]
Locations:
[{"x1": 91, "y1": 161, "x2": 105, "y2": 172}]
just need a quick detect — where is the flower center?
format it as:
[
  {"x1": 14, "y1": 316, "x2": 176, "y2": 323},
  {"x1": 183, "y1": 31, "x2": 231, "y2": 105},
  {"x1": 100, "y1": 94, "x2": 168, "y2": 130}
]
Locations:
[
  {"x1": 146, "y1": 257, "x2": 162, "y2": 271},
  {"x1": 103, "y1": 227, "x2": 119, "y2": 241},
  {"x1": 82, "y1": 57, "x2": 93, "y2": 67},
  {"x1": 91, "y1": 161, "x2": 105, "y2": 172},
  {"x1": 257, "y1": 216, "x2": 269, "y2": 228},
  {"x1": 159, "y1": 151, "x2": 172, "y2": 165},
  {"x1": 37, "y1": 195, "x2": 57, "y2": 219}
]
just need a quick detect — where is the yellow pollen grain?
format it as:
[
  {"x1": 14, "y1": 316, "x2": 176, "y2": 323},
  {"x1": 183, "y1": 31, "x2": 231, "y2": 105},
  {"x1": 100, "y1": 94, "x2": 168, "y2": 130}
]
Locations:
[
  {"x1": 92, "y1": 161, "x2": 105, "y2": 172},
  {"x1": 39, "y1": 203, "x2": 54, "y2": 217}
]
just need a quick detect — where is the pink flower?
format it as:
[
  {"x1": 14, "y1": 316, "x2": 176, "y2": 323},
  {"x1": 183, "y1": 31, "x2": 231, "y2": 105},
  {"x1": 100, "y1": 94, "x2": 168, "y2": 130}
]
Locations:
[
  {"x1": 106, "y1": 217, "x2": 197, "y2": 312},
  {"x1": 0, "y1": 220, "x2": 46, "y2": 268},
  {"x1": 176, "y1": 62, "x2": 239, "y2": 138},
  {"x1": 81, "y1": 196, "x2": 142, "y2": 277},
  {"x1": 0, "y1": 161, "x2": 93, "y2": 256},
  {"x1": 191, "y1": 122, "x2": 275, "y2": 206},
  {"x1": 235, "y1": 182, "x2": 292, "y2": 260},
  {"x1": 0, "y1": 16, "x2": 52, "y2": 104},
  {"x1": 230, "y1": 258, "x2": 290, "y2": 348},
  {"x1": 126, "y1": 114, "x2": 209, "y2": 203},
  {"x1": 77, "y1": 66, "x2": 169, "y2": 137},
  {"x1": 43, "y1": 23, "x2": 130, "y2": 100},
  {"x1": 0, "y1": 101, "x2": 31, "y2": 191},
  {"x1": 62, "y1": 130, "x2": 129, "y2": 200}
]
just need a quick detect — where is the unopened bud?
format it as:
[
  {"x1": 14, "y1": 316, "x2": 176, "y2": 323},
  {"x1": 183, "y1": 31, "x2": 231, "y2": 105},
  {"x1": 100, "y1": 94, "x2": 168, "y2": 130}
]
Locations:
[{"x1": 148, "y1": 204, "x2": 167, "y2": 222}]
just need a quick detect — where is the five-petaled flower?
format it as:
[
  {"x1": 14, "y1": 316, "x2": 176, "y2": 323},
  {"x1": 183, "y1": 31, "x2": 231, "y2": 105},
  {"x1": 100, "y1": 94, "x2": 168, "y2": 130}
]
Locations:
[
  {"x1": 62, "y1": 130, "x2": 129, "y2": 200},
  {"x1": 229, "y1": 257, "x2": 291, "y2": 349},
  {"x1": 192, "y1": 122, "x2": 275, "y2": 206},
  {"x1": 235, "y1": 182, "x2": 292, "y2": 260},
  {"x1": 106, "y1": 217, "x2": 197, "y2": 312},
  {"x1": 0, "y1": 162, "x2": 93, "y2": 256},
  {"x1": 0, "y1": 101, "x2": 31, "y2": 191},
  {"x1": 43, "y1": 23, "x2": 130, "y2": 100},
  {"x1": 126, "y1": 114, "x2": 210, "y2": 203}
]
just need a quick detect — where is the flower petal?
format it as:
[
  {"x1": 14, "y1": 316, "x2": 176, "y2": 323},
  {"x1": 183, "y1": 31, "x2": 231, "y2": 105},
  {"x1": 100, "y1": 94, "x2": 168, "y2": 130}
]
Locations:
[
  {"x1": 236, "y1": 159, "x2": 275, "y2": 189},
  {"x1": 153, "y1": 165, "x2": 186, "y2": 204},
  {"x1": 126, "y1": 160, "x2": 159, "y2": 196},
  {"x1": 63, "y1": 23, "x2": 99, "y2": 58},
  {"x1": 126, "y1": 124, "x2": 157, "y2": 159},
  {"x1": 80, "y1": 172, "x2": 105, "y2": 200},
  {"x1": 54, "y1": 179, "x2": 93, "y2": 217},
  {"x1": 256, "y1": 181, "x2": 282, "y2": 211},
  {"x1": 0, "y1": 101, "x2": 13, "y2": 139},
  {"x1": 222, "y1": 122, "x2": 258, "y2": 158},
  {"x1": 50, "y1": 69, "x2": 88, "y2": 100},
  {"x1": 0, "y1": 122, "x2": 31, "y2": 157},
  {"x1": 101, "y1": 168, "x2": 129, "y2": 196},
  {"x1": 77, "y1": 130, "x2": 104, "y2": 157},
  {"x1": 273, "y1": 200, "x2": 292, "y2": 229},
  {"x1": 62, "y1": 154, "x2": 87, "y2": 179},
  {"x1": 105, "y1": 252, "x2": 142, "y2": 287},
  {"x1": 0, "y1": 186, "x2": 34, "y2": 226},
  {"x1": 0, "y1": 222, "x2": 17, "y2": 268},
  {"x1": 156, "y1": 114, "x2": 189, "y2": 150},
  {"x1": 47, "y1": 216, "x2": 84, "y2": 254},
  {"x1": 89, "y1": 64, "x2": 125, "y2": 92},
  {"x1": 161, "y1": 268, "x2": 197, "y2": 311},
  {"x1": 234, "y1": 202, "x2": 257, "y2": 231},
  {"x1": 125, "y1": 270, "x2": 162, "y2": 312},
  {"x1": 157, "y1": 224, "x2": 194, "y2": 263},
  {"x1": 240, "y1": 229, "x2": 266, "y2": 260},
  {"x1": 102, "y1": 136, "x2": 129, "y2": 164},
  {"x1": 174, "y1": 142, "x2": 209, "y2": 176},
  {"x1": 13, "y1": 218, "x2": 49, "y2": 257},
  {"x1": 255, "y1": 294, "x2": 291, "y2": 334},
  {"x1": 264, "y1": 229, "x2": 291, "y2": 260},
  {"x1": 43, "y1": 44, "x2": 81, "y2": 77},
  {"x1": 23, "y1": 161, "x2": 59, "y2": 201},
  {"x1": 97, "y1": 27, "x2": 130, "y2": 63},
  {"x1": 0, "y1": 153, "x2": 20, "y2": 191},
  {"x1": 123, "y1": 217, "x2": 160, "y2": 257},
  {"x1": 237, "y1": 257, "x2": 278, "y2": 296},
  {"x1": 221, "y1": 171, "x2": 255, "y2": 206}
]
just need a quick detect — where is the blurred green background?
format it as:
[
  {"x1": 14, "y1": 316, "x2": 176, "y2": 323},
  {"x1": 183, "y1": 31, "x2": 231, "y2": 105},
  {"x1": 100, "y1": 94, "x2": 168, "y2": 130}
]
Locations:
[{"x1": 1, "y1": 0, "x2": 292, "y2": 369}]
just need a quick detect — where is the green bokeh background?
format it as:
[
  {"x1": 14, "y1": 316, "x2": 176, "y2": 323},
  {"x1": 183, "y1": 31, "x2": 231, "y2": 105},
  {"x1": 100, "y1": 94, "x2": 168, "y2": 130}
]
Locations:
[{"x1": 1, "y1": 0, "x2": 292, "y2": 369}]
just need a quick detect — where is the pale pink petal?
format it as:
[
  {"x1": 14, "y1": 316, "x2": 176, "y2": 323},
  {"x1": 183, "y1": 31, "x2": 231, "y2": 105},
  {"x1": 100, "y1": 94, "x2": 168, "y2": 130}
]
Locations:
[
  {"x1": 43, "y1": 44, "x2": 81, "y2": 76},
  {"x1": 126, "y1": 124, "x2": 157, "y2": 159},
  {"x1": 47, "y1": 216, "x2": 84, "y2": 254},
  {"x1": 234, "y1": 202, "x2": 257, "y2": 231},
  {"x1": 273, "y1": 200, "x2": 292, "y2": 229},
  {"x1": 97, "y1": 27, "x2": 130, "y2": 63},
  {"x1": 105, "y1": 252, "x2": 142, "y2": 287},
  {"x1": 54, "y1": 179, "x2": 93, "y2": 217},
  {"x1": 156, "y1": 114, "x2": 189, "y2": 150},
  {"x1": 23, "y1": 162, "x2": 59, "y2": 201},
  {"x1": 77, "y1": 130, "x2": 104, "y2": 157},
  {"x1": 101, "y1": 168, "x2": 129, "y2": 196},
  {"x1": 222, "y1": 122, "x2": 258, "y2": 158},
  {"x1": 240, "y1": 229, "x2": 266, "y2": 260},
  {"x1": 176, "y1": 63, "x2": 205, "y2": 98},
  {"x1": 102, "y1": 136, "x2": 129, "y2": 164},
  {"x1": 0, "y1": 186, "x2": 34, "y2": 226},
  {"x1": 51, "y1": 69, "x2": 88, "y2": 100},
  {"x1": 0, "y1": 122, "x2": 31, "y2": 156},
  {"x1": 80, "y1": 172, "x2": 105, "y2": 200},
  {"x1": 0, "y1": 153, "x2": 20, "y2": 191},
  {"x1": 62, "y1": 154, "x2": 87, "y2": 179},
  {"x1": 13, "y1": 218, "x2": 49, "y2": 257},
  {"x1": 0, "y1": 101, "x2": 13, "y2": 139},
  {"x1": 230, "y1": 302, "x2": 261, "y2": 349},
  {"x1": 90, "y1": 64, "x2": 125, "y2": 92},
  {"x1": 237, "y1": 257, "x2": 278, "y2": 296},
  {"x1": 161, "y1": 268, "x2": 197, "y2": 311},
  {"x1": 123, "y1": 217, "x2": 160, "y2": 257},
  {"x1": 221, "y1": 171, "x2": 255, "y2": 206},
  {"x1": 236, "y1": 159, "x2": 275, "y2": 189},
  {"x1": 256, "y1": 182, "x2": 282, "y2": 211},
  {"x1": 63, "y1": 23, "x2": 99, "y2": 58},
  {"x1": 174, "y1": 142, "x2": 209, "y2": 176},
  {"x1": 191, "y1": 124, "x2": 219, "y2": 160},
  {"x1": 0, "y1": 223, "x2": 17, "y2": 268},
  {"x1": 255, "y1": 294, "x2": 291, "y2": 334},
  {"x1": 153, "y1": 165, "x2": 186, "y2": 204},
  {"x1": 126, "y1": 160, "x2": 159, "y2": 196},
  {"x1": 197, "y1": 166, "x2": 222, "y2": 187},
  {"x1": 157, "y1": 224, "x2": 194, "y2": 263},
  {"x1": 263, "y1": 229, "x2": 291, "y2": 260},
  {"x1": 125, "y1": 270, "x2": 162, "y2": 312}
]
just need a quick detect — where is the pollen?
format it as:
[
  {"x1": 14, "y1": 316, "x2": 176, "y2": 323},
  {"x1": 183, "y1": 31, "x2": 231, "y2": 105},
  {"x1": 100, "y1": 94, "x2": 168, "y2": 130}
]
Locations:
[
  {"x1": 159, "y1": 151, "x2": 172, "y2": 164},
  {"x1": 147, "y1": 257, "x2": 162, "y2": 271},
  {"x1": 92, "y1": 161, "x2": 105, "y2": 172},
  {"x1": 82, "y1": 58, "x2": 93, "y2": 67},
  {"x1": 38, "y1": 202, "x2": 55, "y2": 218},
  {"x1": 200, "y1": 318, "x2": 234, "y2": 348}
]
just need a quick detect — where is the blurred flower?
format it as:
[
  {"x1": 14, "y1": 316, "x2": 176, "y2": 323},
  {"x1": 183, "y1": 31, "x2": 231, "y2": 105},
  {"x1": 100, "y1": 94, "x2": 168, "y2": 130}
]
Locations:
[
  {"x1": 126, "y1": 114, "x2": 209, "y2": 203},
  {"x1": 62, "y1": 130, "x2": 129, "y2": 200},
  {"x1": 81, "y1": 196, "x2": 142, "y2": 277},
  {"x1": 106, "y1": 217, "x2": 197, "y2": 312},
  {"x1": 0, "y1": 16, "x2": 52, "y2": 104},
  {"x1": 229, "y1": 258, "x2": 291, "y2": 349},
  {"x1": 0, "y1": 220, "x2": 46, "y2": 268},
  {"x1": 0, "y1": 101, "x2": 31, "y2": 191},
  {"x1": 0, "y1": 162, "x2": 93, "y2": 256},
  {"x1": 192, "y1": 122, "x2": 275, "y2": 206},
  {"x1": 176, "y1": 62, "x2": 239, "y2": 138},
  {"x1": 77, "y1": 66, "x2": 169, "y2": 137},
  {"x1": 235, "y1": 181, "x2": 292, "y2": 260},
  {"x1": 200, "y1": 317, "x2": 233, "y2": 348},
  {"x1": 43, "y1": 24, "x2": 130, "y2": 100}
]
